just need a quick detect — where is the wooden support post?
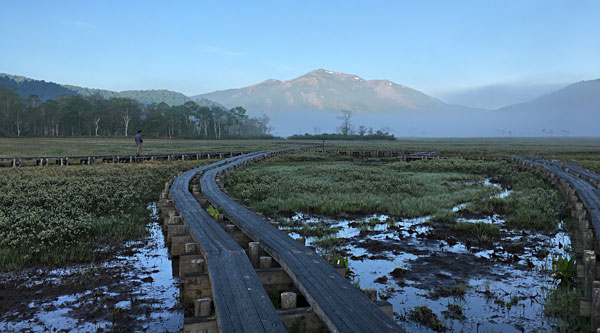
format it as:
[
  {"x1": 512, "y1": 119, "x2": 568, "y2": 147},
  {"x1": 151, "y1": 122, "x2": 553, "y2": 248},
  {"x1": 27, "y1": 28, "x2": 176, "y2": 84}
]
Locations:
[
  {"x1": 259, "y1": 256, "x2": 273, "y2": 269},
  {"x1": 585, "y1": 230, "x2": 595, "y2": 252},
  {"x1": 281, "y1": 292, "x2": 297, "y2": 310},
  {"x1": 364, "y1": 288, "x2": 377, "y2": 302},
  {"x1": 296, "y1": 237, "x2": 305, "y2": 246},
  {"x1": 185, "y1": 243, "x2": 197, "y2": 253},
  {"x1": 585, "y1": 250, "x2": 596, "y2": 298},
  {"x1": 270, "y1": 221, "x2": 279, "y2": 228},
  {"x1": 593, "y1": 281, "x2": 600, "y2": 328},
  {"x1": 249, "y1": 242, "x2": 260, "y2": 267},
  {"x1": 192, "y1": 259, "x2": 205, "y2": 272},
  {"x1": 322, "y1": 253, "x2": 334, "y2": 264},
  {"x1": 194, "y1": 298, "x2": 212, "y2": 317}
]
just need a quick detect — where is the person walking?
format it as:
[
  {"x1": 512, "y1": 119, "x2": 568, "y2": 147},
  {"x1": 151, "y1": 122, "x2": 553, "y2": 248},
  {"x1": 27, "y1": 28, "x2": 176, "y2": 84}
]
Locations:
[{"x1": 135, "y1": 130, "x2": 143, "y2": 157}]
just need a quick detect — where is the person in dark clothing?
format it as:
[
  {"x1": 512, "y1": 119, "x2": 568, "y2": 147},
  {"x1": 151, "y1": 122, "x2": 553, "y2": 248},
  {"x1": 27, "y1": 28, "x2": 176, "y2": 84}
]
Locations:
[{"x1": 135, "y1": 130, "x2": 143, "y2": 156}]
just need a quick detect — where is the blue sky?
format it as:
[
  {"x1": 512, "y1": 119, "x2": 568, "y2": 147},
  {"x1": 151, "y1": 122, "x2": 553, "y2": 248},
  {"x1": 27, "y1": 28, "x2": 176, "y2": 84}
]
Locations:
[{"x1": 1, "y1": 0, "x2": 598, "y2": 100}]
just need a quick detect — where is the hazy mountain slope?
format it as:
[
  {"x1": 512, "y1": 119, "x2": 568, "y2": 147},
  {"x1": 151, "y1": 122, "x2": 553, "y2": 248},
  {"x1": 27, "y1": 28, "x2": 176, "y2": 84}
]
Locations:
[
  {"x1": 194, "y1": 69, "x2": 453, "y2": 114},
  {"x1": 0, "y1": 73, "x2": 224, "y2": 107},
  {"x1": 498, "y1": 79, "x2": 600, "y2": 114},
  {"x1": 491, "y1": 79, "x2": 600, "y2": 136},
  {"x1": 63, "y1": 85, "x2": 191, "y2": 105},
  {"x1": 439, "y1": 82, "x2": 568, "y2": 110},
  {"x1": 0, "y1": 73, "x2": 76, "y2": 101}
]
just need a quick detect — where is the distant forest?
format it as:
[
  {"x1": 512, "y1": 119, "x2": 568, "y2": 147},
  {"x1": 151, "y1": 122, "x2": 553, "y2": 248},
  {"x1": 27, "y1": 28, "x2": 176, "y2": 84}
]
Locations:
[{"x1": 0, "y1": 89, "x2": 274, "y2": 139}]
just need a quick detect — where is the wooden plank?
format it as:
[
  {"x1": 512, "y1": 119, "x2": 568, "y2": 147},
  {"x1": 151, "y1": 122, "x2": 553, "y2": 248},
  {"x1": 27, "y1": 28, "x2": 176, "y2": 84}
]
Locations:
[
  {"x1": 200, "y1": 151, "x2": 402, "y2": 332},
  {"x1": 169, "y1": 153, "x2": 286, "y2": 333}
]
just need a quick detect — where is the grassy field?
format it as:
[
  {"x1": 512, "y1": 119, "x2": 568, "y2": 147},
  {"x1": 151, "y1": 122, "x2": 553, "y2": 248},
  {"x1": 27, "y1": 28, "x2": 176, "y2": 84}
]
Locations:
[
  {"x1": 324, "y1": 137, "x2": 600, "y2": 159},
  {"x1": 0, "y1": 159, "x2": 216, "y2": 270},
  {"x1": 2, "y1": 137, "x2": 600, "y2": 162},
  {"x1": 226, "y1": 151, "x2": 568, "y2": 231},
  {"x1": 0, "y1": 137, "x2": 291, "y2": 158}
]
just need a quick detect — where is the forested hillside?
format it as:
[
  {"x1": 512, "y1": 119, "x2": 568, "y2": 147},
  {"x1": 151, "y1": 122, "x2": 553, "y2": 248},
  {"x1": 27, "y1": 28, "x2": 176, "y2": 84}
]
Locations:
[
  {"x1": 0, "y1": 89, "x2": 273, "y2": 139},
  {"x1": 0, "y1": 73, "x2": 225, "y2": 107}
]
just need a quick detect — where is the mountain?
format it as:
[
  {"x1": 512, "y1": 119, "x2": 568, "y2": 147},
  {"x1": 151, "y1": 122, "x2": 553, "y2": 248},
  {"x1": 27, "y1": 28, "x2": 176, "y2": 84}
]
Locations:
[
  {"x1": 491, "y1": 79, "x2": 600, "y2": 136},
  {"x1": 0, "y1": 73, "x2": 76, "y2": 101},
  {"x1": 438, "y1": 82, "x2": 568, "y2": 110},
  {"x1": 194, "y1": 69, "x2": 457, "y2": 114},
  {"x1": 498, "y1": 79, "x2": 600, "y2": 114},
  {"x1": 193, "y1": 69, "x2": 492, "y2": 136},
  {"x1": 62, "y1": 84, "x2": 191, "y2": 105},
  {"x1": 0, "y1": 73, "x2": 224, "y2": 107}
]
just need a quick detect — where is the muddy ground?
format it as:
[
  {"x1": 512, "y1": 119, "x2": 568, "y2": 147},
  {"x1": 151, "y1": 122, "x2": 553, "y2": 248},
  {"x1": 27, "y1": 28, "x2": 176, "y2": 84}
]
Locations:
[
  {"x1": 0, "y1": 204, "x2": 182, "y2": 332},
  {"x1": 282, "y1": 182, "x2": 569, "y2": 332}
]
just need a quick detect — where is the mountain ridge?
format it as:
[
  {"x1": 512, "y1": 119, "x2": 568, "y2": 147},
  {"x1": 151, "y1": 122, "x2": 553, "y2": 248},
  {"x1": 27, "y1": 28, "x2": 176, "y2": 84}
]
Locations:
[
  {"x1": 497, "y1": 79, "x2": 600, "y2": 113},
  {"x1": 193, "y1": 68, "x2": 455, "y2": 114},
  {"x1": 0, "y1": 73, "x2": 224, "y2": 108}
]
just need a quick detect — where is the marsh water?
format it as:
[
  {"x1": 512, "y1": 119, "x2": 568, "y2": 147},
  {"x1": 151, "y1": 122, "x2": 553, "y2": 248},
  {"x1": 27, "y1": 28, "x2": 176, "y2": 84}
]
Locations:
[
  {"x1": 283, "y1": 180, "x2": 570, "y2": 332},
  {"x1": 0, "y1": 203, "x2": 182, "y2": 332}
]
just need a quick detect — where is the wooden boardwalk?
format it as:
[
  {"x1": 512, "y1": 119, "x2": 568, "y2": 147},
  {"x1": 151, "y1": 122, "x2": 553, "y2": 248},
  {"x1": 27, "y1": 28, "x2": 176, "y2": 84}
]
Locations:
[
  {"x1": 0, "y1": 151, "x2": 250, "y2": 167},
  {"x1": 513, "y1": 156, "x2": 600, "y2": 326},
  {"x1": 514, "y1": 156, "x2": 600, "y2": 239},
  {"x1": 200, "y1": 149, "x2": 401, "y2": 333},
  {"x1": 169, "y1": 153, "x2": 285, "y2": 332}
]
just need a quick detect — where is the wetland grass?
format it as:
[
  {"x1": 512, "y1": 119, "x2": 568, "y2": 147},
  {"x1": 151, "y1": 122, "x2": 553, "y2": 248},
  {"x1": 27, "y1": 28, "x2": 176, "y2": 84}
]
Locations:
[
  {"x1": 544, "y1": 284, "x2": 590, "y2": 332},
  {"x1": 431, "y1": 209, "x2": 456, "y2": 223},
  {"x1": 225, "y1": 152, "x2": 501, "y2": 219},
  {"x1": 408, "y1": 305, "x2": 447, "y2": 332},
  {"x1": 453, "y1": 222, "x2": 500, "y2": 243},
  {"x1": 0, "y1": 160, "x2": 214, "y2": 270}
]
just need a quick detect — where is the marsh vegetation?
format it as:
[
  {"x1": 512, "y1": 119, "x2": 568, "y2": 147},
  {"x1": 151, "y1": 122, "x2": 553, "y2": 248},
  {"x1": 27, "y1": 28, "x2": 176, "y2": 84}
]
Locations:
[
  {"x1": 0, "y1": 159, "x2": 215, "y2": 270},
  {"x1": 226, "y1": 150, "x2": 580, "y2": 331}
]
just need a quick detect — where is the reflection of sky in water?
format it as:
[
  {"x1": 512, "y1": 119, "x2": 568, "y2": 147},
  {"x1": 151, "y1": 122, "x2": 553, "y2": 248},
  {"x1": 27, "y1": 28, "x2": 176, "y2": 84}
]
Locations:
[
  {"x1": 0, "y1": 203, "x2": 182, "y2": 332},
  {"x1": 280, "y1": 181, "x2": 569, "y2": 332}
]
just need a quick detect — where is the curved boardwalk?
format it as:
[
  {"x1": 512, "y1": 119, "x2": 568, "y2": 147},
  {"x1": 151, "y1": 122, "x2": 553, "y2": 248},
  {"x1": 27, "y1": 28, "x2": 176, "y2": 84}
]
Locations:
[
  {"x1": 200, "y1": 149, "x2": 401, "y2": 333},
  {"x1": 170, "y1": 153, "x2": 285, "y2": 332},
  {"x1": 514, "y1": 156, "x2": 600, "y2": 240},
  {"x1": 514, "y1": 156, "x2": 600, "y2": 327}
]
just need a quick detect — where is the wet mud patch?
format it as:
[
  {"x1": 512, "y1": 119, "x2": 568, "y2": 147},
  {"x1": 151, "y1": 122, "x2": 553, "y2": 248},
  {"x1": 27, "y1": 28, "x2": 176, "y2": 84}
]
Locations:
[
  {"x1": 276, "y1": 180, "x2": 571, "y2": 332},
  {"x1": 0, "y1": 203, "x2": 182, "y2": 332}
]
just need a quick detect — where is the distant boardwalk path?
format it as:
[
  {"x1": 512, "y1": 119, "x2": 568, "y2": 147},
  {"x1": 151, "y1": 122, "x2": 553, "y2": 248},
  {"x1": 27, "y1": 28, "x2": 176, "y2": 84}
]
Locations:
[{"x1": 0, "y1": 151, "x2": 251, "y2": 167}]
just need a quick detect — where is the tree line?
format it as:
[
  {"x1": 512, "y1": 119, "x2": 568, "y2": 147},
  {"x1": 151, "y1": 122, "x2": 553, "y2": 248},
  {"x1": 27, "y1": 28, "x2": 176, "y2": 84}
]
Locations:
[
  {"x1": 289, "y1": 109, "x2": 395, "y2": 140},
  {"x1": 0, "y1": 89, "x2": 274, "y2": 139}
]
